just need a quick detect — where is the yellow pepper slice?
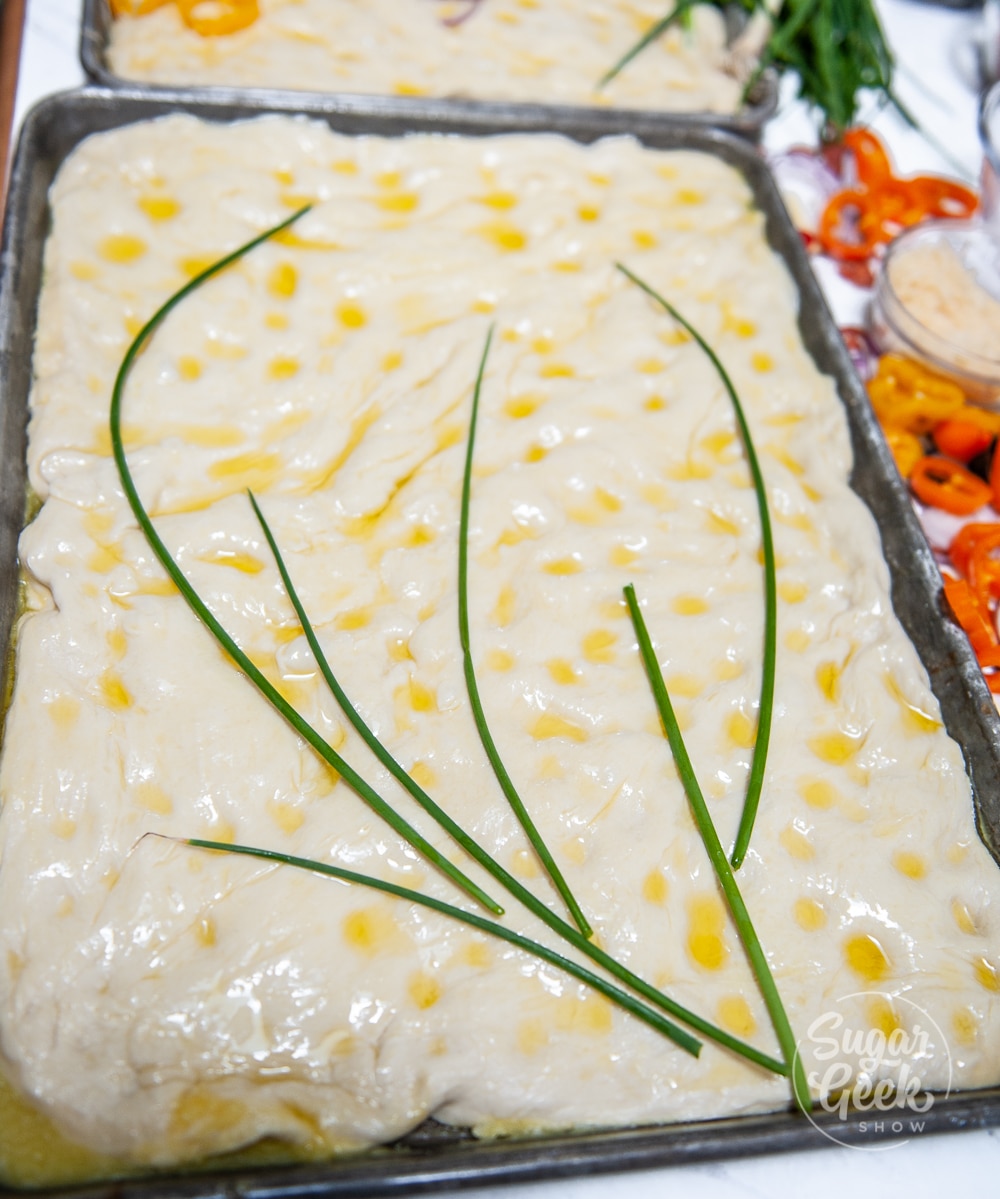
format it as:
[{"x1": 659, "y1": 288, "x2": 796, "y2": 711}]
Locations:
[
  {"x1": 881, "y1": 424, "x2": 925, "y2": 478},
  {"x1": 109, "y1": 0, "x2": 171, "y2": 15},
  {"x1": 867, "y1": 353, "x2": 965, "y2": 435},
  {"x1": 176, "y1": 0, "x2": 259, "y2": 36}
]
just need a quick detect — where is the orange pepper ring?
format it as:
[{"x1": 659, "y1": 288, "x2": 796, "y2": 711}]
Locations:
[
  {"x1": 972, "y1": 538, "x2": 1000, "y2": 609},
  {"x1": 820, "y1": 128, "x2": 979, "y2": 267},
  {"x1": 842, "y1": 128, "x2": 893, "y2": 189},
  {"x1": 818, "y1": 189, "x2": 884, "y2": 262},
  {"x1": 942, "y1": 575, "x2": 1000, "y2": 661},
  {"x1": 909, "y1": 176, "x2": 979, "y2": 220},
  {"x1": 109, "y1": 0, "x2": 171, "y2": 15},
  {"x1": 910, "y1": 455, "x2": 992, "y2": 516}
]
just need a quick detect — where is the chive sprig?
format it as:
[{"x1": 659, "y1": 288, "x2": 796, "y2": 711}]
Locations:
[
  {"x1": 109, "y1": 206, "x2": 502, "y2": 916},
  {"x1": 597, "y1": 0, "x2": 698, "y2": 91},
  {"x1": 459, "y1": 327, "x2": 594, "y2": 939},
  {"x1": 616, "y1": 263, "x2": 775, "y2": 869},
  {"x1": 625, "y1": 585, "x2": 810, "y2": 1113},
  {"x1": 182, "y1": 836, "x2": 701, "y2": 1055}
]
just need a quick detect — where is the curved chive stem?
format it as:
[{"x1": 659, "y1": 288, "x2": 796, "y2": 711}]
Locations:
[
  {"x1": 625, "y1": 584, "x2": 810, "y2": 1114},
  {"x1": 110, "y1": 208, "x2": 500, "y2": 916},
  {"x1": 248, "y1": 490, "x2": 790, "y2": 1073},
  {"x1": 247, "y1": 491, "x2": 506, "y2": 916},
  {"x1": 615, "y1": 264, "x2": 775, "y2": 870},
  {"x1": 597, "y1": 0, "x2": 698, "y2": 89},
  {"x1": 460, "y1": 328, "x2": 593, "y2": 939},
  {"x1": 183, "y1": 836, "x2": 701, "y2": 1057}
]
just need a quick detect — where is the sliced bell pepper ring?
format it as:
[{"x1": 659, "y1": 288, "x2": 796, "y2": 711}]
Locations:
[
  {"x1": 176, "y1": 0, "x2": 259, "y2": 36},
  {"x1": 841, "y1": 128, "x2": 893, "y2": 190},
  {"x1": 867, "y1": 377, "x2": 964, "y2": 435},
  {"x1": 818, "y1": 189, "x2": 883, "y2": 262},
  {"x1": 972, "y1": 534, "x2": 1000, "y2": 609},
  {"x1": 949, "y1": 524, "x2": 1000, "y2": 612},
  {"x1": 867, "y1": 354, "x2": 967, "y2": 435},
  {"x1": 908, "y1": 176, "x2": 978, "y2": 221},
  {"x1": 932, "y1": 419, "x2": 995, "y2": 463},
  {"x1": 882, "y1": 424, "x2": 925, "y2": 478},
  {"x1": 818, "y1": 128, "x2": 979, "y2": 266},
  {"x1": 910, "y1": 455, "x2": 992, "y2": 515},
  {"x1": 942, "y1": 575, "x2": 1000, "y2": 667},
  {"x1": 109, "y1": 0, "x2": 171, "y2": 14},
  {"x1": 949, "y1": 522, "x2": 1000, "y2": 578},
  {"x1": 819, "y1": 184, "x2": 932, "y2": 262},
  {"x1": 878, "y1": 353, "x2": 964, "y2": 400}
]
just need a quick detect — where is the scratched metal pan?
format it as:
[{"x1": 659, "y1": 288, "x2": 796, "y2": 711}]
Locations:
[
  {"x1": 78, "y1": 0, "x2": 779, "y2": 141},
  {"x1": 2, "y1": 86, "x2": 1000, "y2": 1198}
]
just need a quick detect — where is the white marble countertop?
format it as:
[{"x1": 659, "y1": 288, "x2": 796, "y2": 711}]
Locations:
[{"x1": 8, "y1": 0, "x2": 1000, "y2": 1194}]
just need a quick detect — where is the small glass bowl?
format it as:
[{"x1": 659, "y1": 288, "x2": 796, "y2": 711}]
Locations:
[{"x1": 870, "y1": 218, "x2": 1000, "y2": 406}]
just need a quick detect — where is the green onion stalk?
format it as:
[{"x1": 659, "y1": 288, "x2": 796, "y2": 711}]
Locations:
[{"x1": 599, "y1": 0, "x2": 911, "y2": 139}]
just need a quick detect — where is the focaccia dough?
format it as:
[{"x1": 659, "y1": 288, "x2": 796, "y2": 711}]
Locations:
[
  {"x1": 107, "y1": 0, "x2": 749, "y2": 112},
  {"x1": 1, "y1": 116, "x2": 998, "y2": 1181}
]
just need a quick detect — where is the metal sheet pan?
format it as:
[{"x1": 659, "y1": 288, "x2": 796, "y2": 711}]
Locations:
[
  {"x1": 78, "y1": 0, "x2": 779, "y2": 141},
  {"x1": 3, "y1": 85, "x2": 1000, "y2": 1198}
]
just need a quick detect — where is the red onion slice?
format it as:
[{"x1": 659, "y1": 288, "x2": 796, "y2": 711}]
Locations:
[{"x1": 768, "y1": 146, "x2": 842, "y2": 235}]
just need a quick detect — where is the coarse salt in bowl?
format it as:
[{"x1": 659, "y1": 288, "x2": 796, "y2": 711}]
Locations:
[{"x1": 869, "y1": 218, "x2": 1000, "y2": 406}]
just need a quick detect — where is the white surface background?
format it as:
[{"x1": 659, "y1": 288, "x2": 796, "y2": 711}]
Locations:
[{"x1": 7, "y1": 0, "x2": 1000, "y2": 1194}]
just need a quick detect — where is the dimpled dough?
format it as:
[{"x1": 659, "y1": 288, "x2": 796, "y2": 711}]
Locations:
[
  {"x1": 107, "y1": 0, "x2": 747, "y2": 112},
  {"x1": 0, "y1": 115, "x2": 999, "y2": 1174}
]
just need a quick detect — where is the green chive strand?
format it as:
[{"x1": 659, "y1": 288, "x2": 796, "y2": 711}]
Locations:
[
  {"x1": 109, "y1": 208, "x2": 501, "y2": 915},
  {"x1": 615, "y1": 263, "x2": 775, "y2": 869},
  {"x1": 184, "y1": 836, "x2": 702, "y2": 1057},
  {"x1": 459, "y1": 328, "x2": 594, "y2": 939},
  {"x1": 625, "y1": 585, "x2": 811, "y2": 1114}
]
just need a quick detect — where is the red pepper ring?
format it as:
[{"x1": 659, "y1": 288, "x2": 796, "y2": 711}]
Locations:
[
  {"x1": 910, "y1": 455, "x2": 993, "y2": 516},
  {"x1": 942, "y1": 575, "x2": 1000, "y2": 664},
  {"x1": 949, "y1": 524, "x2": 1000, "y2": 611},
  {"x1": 866, "y1": 180, "x2": 935, "y2": 237},
  {"x1": 818, "y1": 180, "x2": 939, "y2": 262},
  {"x1": 818, "y1": 125, "x2": 980, "y2": 267},
  {"x1": 841, "y1": 128, "x2": 893, "y2": 190},
  {"x1": 932, "y1": 418, "x2": 994, "y2": 463},
  {"x1": 949, "y1": 522, "x2": 1000, "y2": 579},
  {"x1": 972, "y1": 535, "x2": 1000, "y2": 608},
  {"x1": 818, "y1": 189, "x2": 884, "y2": 262},
  {"x1": 909, "y1": 176, "x2": 979, "y2": 221}
]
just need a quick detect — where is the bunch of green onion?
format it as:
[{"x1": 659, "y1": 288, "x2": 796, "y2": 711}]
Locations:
[{"x1": 600, "y1": 0, "x2": 906, "y2": 137}]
